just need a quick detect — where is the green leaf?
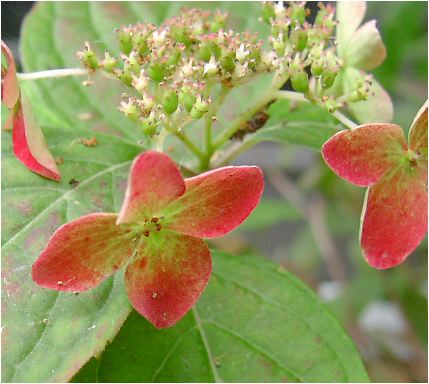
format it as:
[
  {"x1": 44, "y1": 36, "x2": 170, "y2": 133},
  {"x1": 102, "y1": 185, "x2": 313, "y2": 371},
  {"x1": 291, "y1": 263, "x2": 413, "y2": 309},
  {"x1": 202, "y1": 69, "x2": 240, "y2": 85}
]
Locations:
[
  {"x1": 73, "y1": 251, "x2": 369, "y2": 383},
  {"x1": 238, "y1": 197, "x2": 301, "y2": 231}
]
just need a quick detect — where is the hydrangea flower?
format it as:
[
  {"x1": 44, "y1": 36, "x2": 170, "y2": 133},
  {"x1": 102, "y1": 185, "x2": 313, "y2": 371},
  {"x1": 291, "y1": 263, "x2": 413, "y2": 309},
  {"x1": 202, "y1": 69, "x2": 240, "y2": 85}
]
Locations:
[
  {"x1": 32, "y1": 151, "x2": 264, "y2": 327},
  {"x1": 322, "y1": 101, "x2": 427, "y2": 269},
  {"x1": 1, "y1": 40, "x2": 60, "y2": 181}
]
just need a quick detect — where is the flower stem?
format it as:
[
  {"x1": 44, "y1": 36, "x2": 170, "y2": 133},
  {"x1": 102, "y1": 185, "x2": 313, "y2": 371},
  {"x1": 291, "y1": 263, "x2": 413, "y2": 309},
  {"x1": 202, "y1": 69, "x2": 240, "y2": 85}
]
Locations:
[
  {"x1": 331, "y1": 111, "x2": 358, "y2": 130},
  {"x1": 174, "y1": 130, "x2": 205, "y2": 160},
  {"x1": 201, "y1": 85, "x2": 231, "y2": 170},
  {"x1": 17, "y1": 68, "x2": 88, "y2": 81},
  {"x1": 154, "y1": 127, "x2": 169, "y2": 152}
]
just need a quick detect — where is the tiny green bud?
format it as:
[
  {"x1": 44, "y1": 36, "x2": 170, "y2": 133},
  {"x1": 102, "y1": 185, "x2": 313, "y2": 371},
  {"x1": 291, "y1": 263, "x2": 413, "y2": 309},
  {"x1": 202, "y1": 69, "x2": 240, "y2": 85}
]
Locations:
[
  {"x1": 162, "y1": 90, "x2": 179, "y2": 115},
  {"x1": 271, "y1": 36, "x2": 286, "y2": 56},
  {"x1": 321, "y1": 71, "x2": 337, "y2": 89},
  {"x1": 190, "y1": 96, "x2": 209, "y2": 119},
  {"x1": 290, "y1": 4, "x2": 306, "y2": 25},
  {"x1": 118, "y1": 29, "x2": 133, "y2": 55},
  {"x1": 132, "y1": 33, "x2": 148, "y2": 55},
  {"x1": 220, "y1": 53, "x2": 235, "y2": 72},
  {"x1": 291, "y1": 28, "x2": 308, "y2": 52},
  {"x1": 199, "y1": 43, "x2": 212, "y2": 62},
  {"x1": 167, "y1": 49, "x2": 181, "y2": 66},
  {"x1": 322, "y1": 96, "x2": 340, "y2": 113},
  {"x1": 209, "y1": 20, "x2": 222, "y2": 33},
  {"x1": 291, "y1": 70, "x2": 309, "y2": 93},
  {"x1": 179, "y1": 89, "x2": 197, "y2": 112},
  {"x1": 78, "y1": 42, "x2": 99, "y2": 71},
  {"x1": 141, "y1": 120, "x2": 157, "y2": 137},
  {"x1": 171, "y1": 26, "x2": 192, "y2": 46},
  {"x1": 119, "y1": 100, "x2": 139, "y2": 122},
  {"x1": 99, "y1": 51, "x2": 117, "y2": 73},
  {"x1": 148, "y1": 62, "x2": 166, "y2": 82},
  {"x1": 310, "y1": 57, "x2": 324, "y2": 77},
  {"x1": 124, "y1": 52, "x2": 140, "y2": 75},
  {"x1": 117, "y1": 70, "x2": 133, "y2": 86}
]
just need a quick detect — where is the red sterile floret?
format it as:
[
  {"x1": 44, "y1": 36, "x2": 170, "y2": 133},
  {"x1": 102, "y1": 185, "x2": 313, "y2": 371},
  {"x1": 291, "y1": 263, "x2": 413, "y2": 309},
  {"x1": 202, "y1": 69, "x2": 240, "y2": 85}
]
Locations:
[
  {"x1": 32, "y1": 151, "x2": 264, "y2": 328},
  {"x1": 1, "y1": 40, "x2": 60, "y2": 181},
  {"x1": 322, "y1": 101, "x2": 428, "y2": 269},
  {"x1": 12, "y1": 94, "x2": 61, "y2": 181}
]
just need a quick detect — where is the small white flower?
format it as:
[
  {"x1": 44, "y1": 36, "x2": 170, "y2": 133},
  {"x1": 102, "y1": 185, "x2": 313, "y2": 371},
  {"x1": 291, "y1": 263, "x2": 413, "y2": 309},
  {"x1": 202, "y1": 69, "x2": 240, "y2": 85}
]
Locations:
[
  {"x1": 152, "y1": 30, "x2": 167, "y2": 45},
  {"x1": 236, "y1": 44, "x2": 250, "y2": 63},
  {"x1": 203, "y1": 55, "x2": 219, "y2": 76},
  {"x1": 233, "y1": 61, "x2": 248, "y2": 78},
  {"x1": 132, "y1": 70, "x2": 149, "y2": 93},
  {"x1": 181, "y1": 58, "x2": 198, "y2": 77}
]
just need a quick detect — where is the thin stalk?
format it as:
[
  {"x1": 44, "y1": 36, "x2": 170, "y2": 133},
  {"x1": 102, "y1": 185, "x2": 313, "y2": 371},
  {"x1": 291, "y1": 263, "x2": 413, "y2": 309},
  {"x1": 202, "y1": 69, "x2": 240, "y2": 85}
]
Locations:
[
  {"x1": 17, "y1": 68, "x2": 88, "y2": 81},
  {"x1": 201, "y1": 85, "x2": 231, "y2": 170},
  {"x1": 154, "y1": 127, "x2": 169, "y2": 152},
  {"x1": 174, "y1": 130, "x2": 205, "y2": 160},
  {"x1": 332, "y1": 110, "x2": 358, "y2": 129}
]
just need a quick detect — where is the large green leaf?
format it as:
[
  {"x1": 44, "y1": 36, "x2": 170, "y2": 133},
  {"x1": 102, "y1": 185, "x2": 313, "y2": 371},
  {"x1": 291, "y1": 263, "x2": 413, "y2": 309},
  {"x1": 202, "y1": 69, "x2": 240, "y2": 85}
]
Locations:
[{"x1": 72, "y1": 251, "x2": 369, "y2": 383}]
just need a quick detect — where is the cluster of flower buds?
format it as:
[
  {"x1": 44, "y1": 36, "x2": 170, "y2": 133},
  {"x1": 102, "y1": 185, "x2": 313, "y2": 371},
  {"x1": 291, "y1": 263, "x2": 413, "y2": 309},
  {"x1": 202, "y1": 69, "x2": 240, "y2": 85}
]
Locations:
[
  {"x1": 77, "y1": 3, "x2": 375, "y2": 131},
  {"x1": 78, "y1": 7, "x2": 275, "y2": 137},
  {"x1": 261, "y1": 1, "x2": 342, "y2": 96}
]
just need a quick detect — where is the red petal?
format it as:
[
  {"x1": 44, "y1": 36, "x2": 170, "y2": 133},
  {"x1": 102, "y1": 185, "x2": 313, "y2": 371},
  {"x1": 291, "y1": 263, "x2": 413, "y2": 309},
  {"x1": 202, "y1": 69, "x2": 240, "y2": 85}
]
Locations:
[
  {"x1": 125, "y1": 231, "x2": 211, "y2": 328},
  {"x1": 164, "y1": 166, "x2": 264, "y2": 238},
  {"x1": 408, "y1": 100, "x2": 428, "y2": 152},
  {"x1": 360, "y1": 169, "x2": 428, "y2": 269},
  {"x1": 322, "y1": 124, "x2": 407, "y2": 187},
  {"x1": 117, "y1": 151, "x2": 185, "y2": 225},
  {"x1": 32, "y1": 213, "x2": 137, "y2": 291},
  {"x1": 13, "y1": 94, "x2": 61, "y2": 181},
  {"x1": 1, "y1": 40, "x2": 20, "y2": 108}
]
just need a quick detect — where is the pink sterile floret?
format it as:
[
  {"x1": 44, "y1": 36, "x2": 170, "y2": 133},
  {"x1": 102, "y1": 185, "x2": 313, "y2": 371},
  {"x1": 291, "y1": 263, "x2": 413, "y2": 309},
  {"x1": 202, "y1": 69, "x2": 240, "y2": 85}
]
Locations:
[
  {"x1": 1, "y1": 40, "x2": 60, "y2": 181},
  {"x1": 322, "y1": 102, "x2": 428, "y2": 269},
  {"x1": 32, "y1": 151, "x2": 264, "y2": 328}
]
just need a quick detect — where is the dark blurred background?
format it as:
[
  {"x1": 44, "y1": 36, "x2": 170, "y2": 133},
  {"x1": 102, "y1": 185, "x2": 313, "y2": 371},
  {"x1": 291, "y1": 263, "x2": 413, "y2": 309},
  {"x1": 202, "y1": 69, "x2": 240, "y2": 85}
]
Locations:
[{"x1": 2, "y1": 2, "x2": 428, "y2": 382}]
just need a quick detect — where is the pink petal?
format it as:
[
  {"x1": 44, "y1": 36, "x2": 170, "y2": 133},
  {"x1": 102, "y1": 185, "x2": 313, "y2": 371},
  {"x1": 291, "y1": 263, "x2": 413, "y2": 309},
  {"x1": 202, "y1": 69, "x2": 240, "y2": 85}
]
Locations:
[
  {"x1": 164, "y1": 166, "x2": 264, "y2": 238},
  {"x1": 345, "y1": 20, "x2": 386, "y2": 70},
  {"x1": 322, "y1": 124, "x2": 407, "y2": 187},
  {"x1": 13, "y1": 94, "x2": 61, "y2": 181},
  {"x1": 32, "y1": 213, "x2": 137, "y2": 291},
  {"x1": 117, "y1": 151, "x2": 185, "y2": 225},
  {"x1": 1, "y1": 40, "x2": 20, "y2": 108},
  {"x1": 125, "y1": 231, "x2": 211, "y2": 328},
  {"x1": 360, "y1": 169, "x2": 428, "y2": 269},
  {"x1": 408, "y1": 100, "x2": 428, "y2": 152}
]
